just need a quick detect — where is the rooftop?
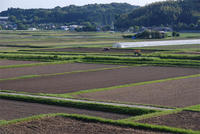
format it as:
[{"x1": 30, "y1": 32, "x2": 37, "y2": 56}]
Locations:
[{"x1": 0, "y1": 17, "x2": 9, "y2": 20}]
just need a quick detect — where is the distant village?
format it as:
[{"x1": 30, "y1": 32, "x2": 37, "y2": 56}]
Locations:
[{"x1": 0, "y1": 16, "x2": 173, "y2": 34}]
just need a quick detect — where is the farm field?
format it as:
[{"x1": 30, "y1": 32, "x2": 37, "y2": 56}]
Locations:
[
  {"x1": 138, "y1": 111, "x2": 200, "y2": 131},
  {"x1": 0, "y1": 116, "x2": 171, "y2": 134},
  {"x1": 0, "y1": 31, "x2": 200, "y2": 134},
  {"x1": 0, "y1": 66, "x2": 199, "y2": 94},
  {"x1": 0, "y1": 99, "x2": 130, "y2": 120},
  {"x1": 0, "y1": 63, "x2": 122, "y2": 79},
  {"x1": 75, "y1": 76, "x2": 200, "y2": 108},
  {"x1": 0, "y1": 59, "x2": 39, "y2": 66}
]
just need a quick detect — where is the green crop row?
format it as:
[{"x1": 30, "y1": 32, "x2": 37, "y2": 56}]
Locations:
[
  {"x1": 1, "y1": 53, "x2": 199, "y2": 67},
  {"x1": 146, "y1": 53, "x2": 200, "y2": 60},
  {"x1": 81, "y1": 56, "x2": 200, "y2": 67}
]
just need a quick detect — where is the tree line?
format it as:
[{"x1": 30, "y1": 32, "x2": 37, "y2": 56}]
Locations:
[
  {"x1": 115, "y1": 0, "x2": 200, "y2": 31},
  {"x1": 0, "y1": 3, "x2": 138, "y2": 29}
]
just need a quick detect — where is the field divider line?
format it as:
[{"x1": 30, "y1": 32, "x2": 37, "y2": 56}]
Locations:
[
  {"x1": 68, "y1": 74, "x2": 200, "y2": 95},
  {"x1": 0, "y1": 66, "x2": 129, "y2": 82},
  {"x1": 0, "y1": 92, "x2": 172, "y2": 111},
  {"x1": 0, "y1": 61, "x2": 73, "y2": 69}
]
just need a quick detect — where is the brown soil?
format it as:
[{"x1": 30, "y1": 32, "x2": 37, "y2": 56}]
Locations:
[
  {"x1": 40, "y1": 47, "x2": 163, "y2": 54},
  {"x1": 138, "y1": 111, "x2": 200, "y2": 131},
  {"x1": 0, "y1": 60, "x2": 38, "y2": 66},
  {"x1": 76, "y1": 77, "x2": 200, "y2": 108},
  {"x1": 0, "y1": 63, "x2": 121, "y2": 79},
  {"x1": 0, "y1": 99, "x2": 129, "y2": 121},
  {"x1": 175, "y1": 52, "x2": 200, "y2": 55},
  {"x1": 0, "y1": 116, "x2": 172, "y2": 134},
  {"x1": 0, "y1": 66, "x2": 199, "y2": 94}
]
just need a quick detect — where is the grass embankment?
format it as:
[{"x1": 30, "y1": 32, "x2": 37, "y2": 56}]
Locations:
[
  {"x1": 0, "y1": 113, "x2": 199, "y2": 134},
  {"x1": 183, "y1": 105, "x2": 200, "y2": 112},
  {"x1": 0, "y1": 94, "x2": 157, "y2": 116}
]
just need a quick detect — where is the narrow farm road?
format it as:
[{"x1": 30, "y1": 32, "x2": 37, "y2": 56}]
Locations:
[{"x1": 0, "y1": 92, "x2": 173, "y2": 111}]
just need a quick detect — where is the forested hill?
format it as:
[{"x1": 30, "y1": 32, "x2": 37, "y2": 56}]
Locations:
[
  {"x1": 0, "y1": 3, "x2": 138, "y2": 25},
  {"x1": 115, "y1": 0, "x2": 200, "y2": 30}
]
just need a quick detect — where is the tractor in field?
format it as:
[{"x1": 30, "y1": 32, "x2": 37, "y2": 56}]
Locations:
[{"x1": 134, "y1": 49, "x2": 142, "y2": 56}]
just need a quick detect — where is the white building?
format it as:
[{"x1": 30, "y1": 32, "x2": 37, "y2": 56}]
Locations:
[
  {"x1": 28, "y1": 28, "x2": 37, "y2": 31},
  {"x1": 60, "y1": 26, "x2": 69, "y2": 31},
  {"x1": 69, "y1": 25, "x2": 83, "y2": 31},
  {"x1": 0, "y1": 17, "x2": 9, "y2": 24},
  {"x1": 0, "y1": 17, "x2": 9, "y2": 21},
  {"x1": 113, "y1": 39, "x2": 200, "y2": 48}
]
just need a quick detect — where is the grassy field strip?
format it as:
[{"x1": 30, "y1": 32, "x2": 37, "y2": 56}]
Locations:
[
  {"x1": 81, "y1": 56, "x2": 200, "y2": 67},
  {"x1": 0, "y1": 113, "x2": 199, "y2": 134},
  {"x1": 0, "y1": 92, "x2": 171, "y2": 111},
  {"x1": 1, "y1": 53, "x2": 200, "y2": 67},
  {"x1": 2, "y1": 50, "x2": 200, "y2": 61},
  {"x1": 0, "y1": 66, "x2": 128, "y2": 82},
  {"x1": 183, "y1": 105, "x2": 200, "y2": 112},
  {"x1": 68, "y1": 74, "x2": 200, "y2": 96},
  {"x1": 0, "y1": 60, "x2": 73, "y2": 69}
]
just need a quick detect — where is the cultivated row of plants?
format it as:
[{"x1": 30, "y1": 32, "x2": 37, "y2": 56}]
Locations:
[{"x1": 0, "y1": 53, "x2": 200, "y2": 68}]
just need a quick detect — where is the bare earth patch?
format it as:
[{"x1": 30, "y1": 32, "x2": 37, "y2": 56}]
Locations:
[
  {"x1": 0, "y1": 66, "x2": 199, "y2": 94},
  {"x1": 138, "y1": 111, "x2": 200, "y2": 131},
  {"x1": 76, "y1": 77, "x2": 200, "y2": 108},
  {"x1": 0, "y1": 116, "x2": 172, "y2": 134},
  {"x1": 0, "y1": 60, "x2": 38, "y2": 66},
  {"x1": 0, "y1": 63, "x2": 121, "y2": 79},
  {"x1": 0, "y1": 99, "x2": 130, "y2": 120}
]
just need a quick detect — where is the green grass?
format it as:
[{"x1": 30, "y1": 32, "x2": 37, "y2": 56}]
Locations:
[
  {"x1": 0, "y1": 113, "x2": 199, "y2": 134},
  {"x1": 121, "y1": 109, "x2": 182, "y2": 122},
  {"x1": 183, "y1": 105, "x2": 200, "y2": 112},
  {"x1": 0, "y1": 94, "x2": 158, "y2": 116},
  {"x1": 81, "y1": 55, "x2": 200, "y2": 67},
  {"x1": 146, "y1": 53, "x2": 200, "y2": 60}
]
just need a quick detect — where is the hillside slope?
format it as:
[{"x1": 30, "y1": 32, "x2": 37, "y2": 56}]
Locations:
[
  {"x1": 115, "y1": 0, "x2": 200, "y2": 30},
  {"x1": 0, "y1": 3, "x2": 138, "y2": 26}
]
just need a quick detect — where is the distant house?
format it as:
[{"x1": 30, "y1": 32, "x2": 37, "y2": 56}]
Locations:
[
  {"x1": 28, "y1": 28, "x2": 37, "y2": 31},
  {"x1": 0, "y1": 17, "x2": 9, "y2": 21},
  {"x1": 0, "y1": 17, "x2": 9, "y2": 25},
  {"x1": 60, "y1": 26, "x2": 69, "y2": 31},
  {"x1": 152, "y1": 27, "x2": 173, "y2": 32},
  {"x1": 69, "y1": 25, "x2": 83, "y2": 31},
  {"x1": 136, "y1": 26, "x2": 172, "y2": 33}
]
